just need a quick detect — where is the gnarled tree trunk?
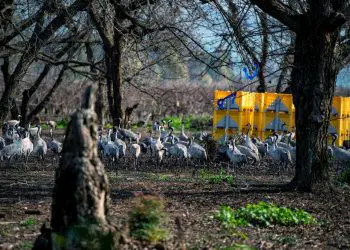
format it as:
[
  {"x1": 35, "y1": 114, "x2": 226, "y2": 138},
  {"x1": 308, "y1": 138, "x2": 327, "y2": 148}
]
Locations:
[
  {"x1": 290, "y1": 26, "x2": 339, "y2": 191},
  {"x1": 105, "y1": 37, "x2": 123, "y2": 127},
  {"x1": 33, "y1": 85, "x2": 119, "y2": 250},
  {"x1": 251, "y1": 0, "x2": 348, "y2": 192}
]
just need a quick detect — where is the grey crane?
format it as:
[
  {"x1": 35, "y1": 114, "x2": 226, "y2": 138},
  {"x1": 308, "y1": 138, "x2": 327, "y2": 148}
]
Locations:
[
  {"x1": 330, "y1": 134, "x2": 350, "y2": 162},
  {"x1": 32, "y1": 125, "x2": 47, "y2": 160},
  {"x1": 117, "y1": 118, "x2": 139, "y2": 143}
]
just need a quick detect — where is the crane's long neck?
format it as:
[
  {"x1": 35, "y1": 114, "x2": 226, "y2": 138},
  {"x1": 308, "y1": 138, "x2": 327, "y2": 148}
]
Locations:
[
  {"x1": 232, "y1": 139, "x2": 236, "y2": 149},
  {"x1": 273, "y1": 135, "x2": 278, "y2": 149},
  {"x1": 332, "y1": 135, "x2": 336, "y2": 146},
  {"x1": 107, "y1": 129, "x2": 112, "y2": 142},
  {"x1": 247, "y1": 124, "x2": 251, "y2": 135},
  {"x1": 188, "y1": 137, "x2": 192, "y2": 147},
  {"x1": 157, "y1": 130, "x2": 161, "y2": 141},
  {"x1": 181, "y1": 123, "x2": 185, "y2": 134}
]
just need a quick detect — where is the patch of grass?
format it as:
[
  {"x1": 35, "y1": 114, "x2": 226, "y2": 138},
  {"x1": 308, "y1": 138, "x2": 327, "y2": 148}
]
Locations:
[
  {"x1": 163, "y1": 115, "x2": 212, "y2": 130},
  {"x1": 199, "y1": 169, "x2": 235, "y2": 185},
  {"x1": 20, "y1": 217, "x2": 37, "y2": 227},
  {"x1": 56, "y1": 118, "x2": 69, "y2": 129},
  {"x1": 158, "y1": 174, "x2": 170, "y2": 181},
  {"x1": 214, "y1": 202, "x2": 316, "y2": 228},
  {"x1": 128, "y1": 195, "x2": 169, "y2": 244},
  {"x1": 18, "y1": 241, "x2": 33, "y2": 250},
  {"x1": 218, "y1": 244, "x2": 256, "y2": 250}
]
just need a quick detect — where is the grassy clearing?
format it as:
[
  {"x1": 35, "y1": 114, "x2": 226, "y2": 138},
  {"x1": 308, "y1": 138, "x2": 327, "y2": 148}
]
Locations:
[
  {"x1": 214, "y1": 202, "x2": 316, "y2": 228},
  {"x1": 199, "y1": 169, "x2": 235, "y2": 185}
]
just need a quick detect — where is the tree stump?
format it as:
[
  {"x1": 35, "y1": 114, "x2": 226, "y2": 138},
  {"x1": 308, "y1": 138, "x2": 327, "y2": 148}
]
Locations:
[{"x1": 33, "y1": 85, "x2": 119, "y2": 250}]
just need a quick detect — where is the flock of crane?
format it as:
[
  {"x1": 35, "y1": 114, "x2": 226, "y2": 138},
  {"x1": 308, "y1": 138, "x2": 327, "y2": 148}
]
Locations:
[{"x1": 0, "y1": 115, "x2": 349, "y2": 174}]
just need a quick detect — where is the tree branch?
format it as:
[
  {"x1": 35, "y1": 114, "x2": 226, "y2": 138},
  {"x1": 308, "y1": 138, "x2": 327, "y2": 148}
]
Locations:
[{"x1": 250, "y1": 0, "x2": 300, "y2": 31}]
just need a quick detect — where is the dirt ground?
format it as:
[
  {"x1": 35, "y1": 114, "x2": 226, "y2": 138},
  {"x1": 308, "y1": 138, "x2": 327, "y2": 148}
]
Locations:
[{"x1": 0, "y1": 135, "x2": 349, "y2": 250}]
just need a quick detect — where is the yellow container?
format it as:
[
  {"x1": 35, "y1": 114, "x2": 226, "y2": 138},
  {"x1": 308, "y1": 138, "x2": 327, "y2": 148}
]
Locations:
[{"x1": 213, "y1": 90, "x2": 350, "y2": 146}]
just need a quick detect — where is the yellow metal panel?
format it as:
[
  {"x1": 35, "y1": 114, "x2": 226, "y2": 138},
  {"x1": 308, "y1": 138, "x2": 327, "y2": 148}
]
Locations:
[{"x1": 212, "y1": 90, "x2": 350, "y2": 146}]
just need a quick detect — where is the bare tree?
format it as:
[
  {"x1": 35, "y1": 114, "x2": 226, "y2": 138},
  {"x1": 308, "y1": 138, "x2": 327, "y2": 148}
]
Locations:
[
  {"x1": 251, "y1": 0, "x2": 350, "y2": 191},
  {"x1": 0, "y1": 0, "x2": 92, "y2": 124}
]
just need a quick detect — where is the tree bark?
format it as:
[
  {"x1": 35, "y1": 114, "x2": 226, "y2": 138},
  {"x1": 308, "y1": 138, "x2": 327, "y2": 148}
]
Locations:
[
  {"x1": 256, "y1": 12, "x2": 268, "y2": 93},
  {"x1": 33, "y1": 85, "x2": 119, "y2": 250},
  {"x1": 290, "y1": 27, "x2": 339, "y2": 191},
  {"x1": 104, "y1": 33, "x2": 123, "y2": 126},
  {"x1": 10, "y1": 98, "x2": 19, "y2": 119},
  {"x1": 251, "y1": 0, "x2": 348, "y2": 192},
  {"x1": 85, "y1": 42, "x2": 105, "y2": 126},
  {"x1": 112, "y1": 30, "x2": 123, "y2": 125}
]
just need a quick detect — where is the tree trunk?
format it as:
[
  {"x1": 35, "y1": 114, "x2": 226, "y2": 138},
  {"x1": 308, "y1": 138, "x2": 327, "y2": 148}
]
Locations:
[
  {"x1": 104, "y1": 33, "x2": 123, "y2": 127},
  {"x1": 33, "y1": 85, "x2": 119, "y2": 250},
  {"x1": 95, "y1": 80, "x2": 106, "y2": 126},
  {"x1": 105, "y1": 45, "x2": 117, "y2": 125},
  {"x1": 290, "y1": 26, "x2": 339, "y2": 191},
  {"x1": 256, "y1": 12, "x2": 268, "y2": 93},
  {"x1": 112, "y1": 31, "x2": 123, "y2": 125},
  {"x1": 10, "y1": 98, "x2": 19, "y2": 119}
]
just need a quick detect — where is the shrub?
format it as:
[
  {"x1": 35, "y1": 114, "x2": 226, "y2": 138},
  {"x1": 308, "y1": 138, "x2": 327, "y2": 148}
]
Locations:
[
  {"x1": 199, "y1": 169, "x2": 234, "y2": 185},
  {"x1": 214, "y1": 202, "x2": 316, "y2": 228},
  {"x1": 128, "y1": 195, "x2": 169, "y2": 243}
]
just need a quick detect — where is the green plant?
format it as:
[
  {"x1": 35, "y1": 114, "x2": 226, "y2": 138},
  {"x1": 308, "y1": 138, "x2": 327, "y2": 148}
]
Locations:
[
  {"x1": 162, "y1": 115, "x2": 212, "y2": 131},
  {"x1": 214, "y1": 202, "x2": 316, "y2": 228},
  {"x1": 128, "y1": 195, "x2": 169, "y2": 243},
  {"x1": 56, "y1": 118, "x2": 69, "y2": 129},
  {"x1": 158, "y1": 174, "x2": 170, "y2": 181},
  {"x1": 199, "y1": 169, "x2": 235, "y2": 185},
  {"x1": 21, "y1": 217, "x2": 37, "y2": 227}
]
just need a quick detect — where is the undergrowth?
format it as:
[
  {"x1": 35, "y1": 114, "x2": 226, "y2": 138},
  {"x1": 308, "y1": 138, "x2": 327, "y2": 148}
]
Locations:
[
  {"x1": 339, "y1": 167, "x2": 350, "y2": 185},
  {"x1": 214, "y1": 202, "x2": 316, "y2": 228},
  {"x1": 56, "y1": 118, "x2": 69, "y2": 129},
  {"x1": 20, "y1": 217, "x2": 37, "y2": 227},
  {"x1": 163, "y1": 115, "x2": 211, "y2": 130},
  {"x1": 128, "y1": 195, "x2": 169, "y2": 243},
  {"x1": 199, "y1": 169, "x2": 234, "y2": 185}
]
